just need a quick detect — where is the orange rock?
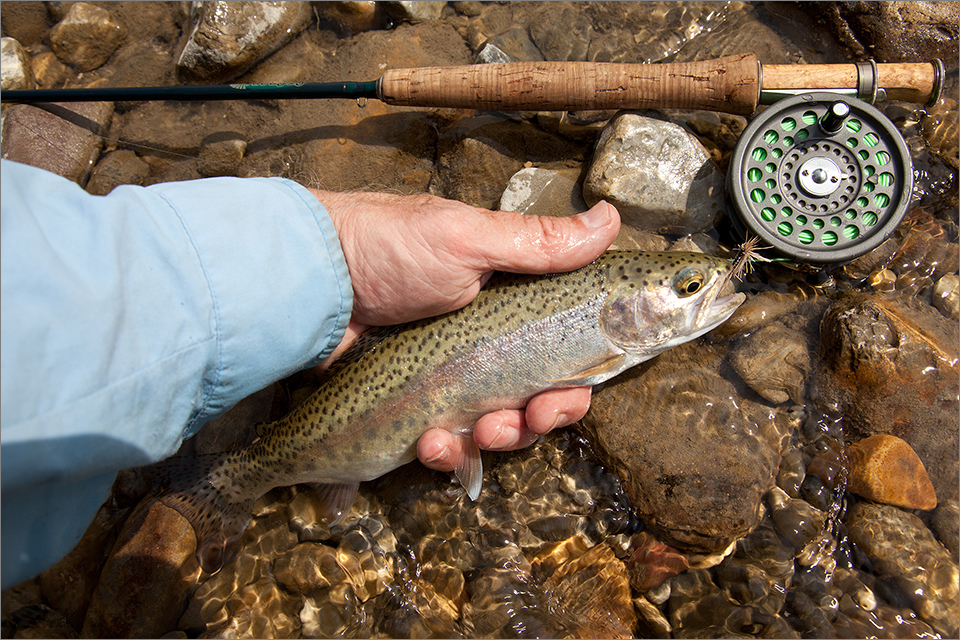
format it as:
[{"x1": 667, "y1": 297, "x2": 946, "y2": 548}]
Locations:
[{"x1": 847, "y1": 435, "x2": 937, "y2": 511}]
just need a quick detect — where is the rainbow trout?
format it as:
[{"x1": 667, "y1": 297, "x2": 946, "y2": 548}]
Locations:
[{"x1": 149, "y1": 251, "x2": 744, "y2": 571}]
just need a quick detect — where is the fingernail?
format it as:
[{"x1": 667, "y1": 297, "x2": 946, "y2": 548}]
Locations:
[
  {"x1": 423, "y1": 444, "x2": 448, "y2": 464},
  {"x1": 549, "y1": 412, "x2": 569, "y2": 432},
  {"x1": 487, "y1": 423, "x2": 518, "y2": 450},
  {"x1": 579, "y1": 202, "x2": 610, "y2": 228}
]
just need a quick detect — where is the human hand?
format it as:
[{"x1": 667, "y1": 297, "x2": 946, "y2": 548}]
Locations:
[{"x1": 311, "y1": 189, "x2": 620, "y2": 471}]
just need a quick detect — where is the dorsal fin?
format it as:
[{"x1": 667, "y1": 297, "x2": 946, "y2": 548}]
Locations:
[{"x1": 323, "y1": 325, "x2": 403, "y2": 379}]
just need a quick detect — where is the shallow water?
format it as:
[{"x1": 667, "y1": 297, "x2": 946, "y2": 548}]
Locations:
[{"x1": 1, "y1": 1, "x2": 958, "y2": 638}]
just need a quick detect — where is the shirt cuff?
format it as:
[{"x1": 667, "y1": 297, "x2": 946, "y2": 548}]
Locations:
[{"x1": 147, "y1": 176, "x2": 353, "y2": 435}]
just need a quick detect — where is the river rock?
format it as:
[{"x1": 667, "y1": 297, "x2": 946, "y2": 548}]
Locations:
[
  {"x1": 198, "y1": 132, "x2": 247, "y2": 177},
  {"x1": 465, "y1": 536, "x2": 636, "y2": 638},
  {"x1": 497, "y1": 166, "x2": 586, "y2": 216},
  {"x1": 729, "y1": 322, "x2": 811, "y2": 405},
  {"x1": 846, "y1": 434, "x2": 937, "y2": 511},
  {"x1": 1, "y1": 100, "x2": 114, "y2": 187},
  {"x1": 813, "y1": 292, "x2": 959, "y2": 503},
  {"x1": 382, "y1": 2, "x2": 448, "y2": 22},
  {"x1": 933, "y1": 274, "x2": 959, "y2": 320},
  {"x1": 529, "y1": 4, "x2": 593, "y2": 61},
  {"x1": 930, "y1": 499, "x2": 959, "y2": 557},
  {"x1": 86, "y1": 149, "x2": 151, "y2": 195},
  {"x1": 314, "y1": 1, "x2": 384, "y2": 35},
  {"x1": 625, "y1": 531, "x2": 690, "y2": 592},
  {"x1": 295, "y1": 105, "x2": 438, "y2": 193},
  {"x1": 1, "y1": 38, "x2": 34, "y2": 94},
  {"x1": 431, "y1": 115, "x2": 584, "y2": 209},
  {"x1": 581, "y1": 342, "x2": 783, "y2": 554},
  {"x1": 846, "y1": 501, "x2": 959, "y2": 638},
  {"x1": 38, "y1": 501, "x2": 133, "y2": 630},
  {"x1": 48, "y1": 2, "x2": 123, "y2": 72},
  {"x1": 804, "y1": 1, "x2": 960, "y2": 65},
  {"x1": 81, "y1": 499, "x2": 200, "y2": 638},
  {"x1": 176, "y1": 1, "x2": 313, "y2": 83},
  {"x1": 476, "y1": 27, "x2": 543, "y2": 63},
  {"x1": 0, "y1": 2, "x2": 53, "y2": 46},
  {"x1": 27, "y1": 51, "x2": 67, "y2": 91},
  {"x1": 582, "y1": 111, "x2": 727, "y2": 235}
]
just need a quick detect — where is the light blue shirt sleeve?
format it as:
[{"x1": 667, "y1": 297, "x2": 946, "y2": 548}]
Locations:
[{"x1": 1, "y1": 159, "x2": 352, "y2": 586}]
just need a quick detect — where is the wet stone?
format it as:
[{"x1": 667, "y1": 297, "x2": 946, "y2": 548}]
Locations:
[
  {"x1": 48, "y1": 2, "x2": 123, "y2": 72},
  {"x1": 1, "y1": 100, "x2": 114, "y2": 187},
  {"x1": 582, "y1": 111, "x2": 727, "y2": 235},
  {"x1": 297, "y1": 107, "x2": 438, "y2": 194},
  {"x1": 86, "y1": 149, "x2": 151, "y2": 195},
  {"x1": 529, "y1": 4, "x2": 593, "y2": 61},
  {"x1": 476, "y1": 27, "x2": 543, "y2": 63},
  {"x1": 200, "y1": 577, "x2": 300, "y2": 639},
  {"x1": 933, "y1": 274, "x2": 959, "y2": 320},
  {"x1": 177, "y1": 1, "x2": 313, "y2": 83},
  {"x1": 920, "y1": 99, "x2": 959, "y2": 171},
  {"x1": 463, "y1": 536, "x2": 636, "y2": 639},
  {"x1": 272, "y1": 542, "x2": 344, "y2": 594},
  {"x1": 846, "y1": 434, "x2": 938, "y2": 511},
  {"x1": 581, "y1": 343, "x2": 783, "y2": 554},
  {"x1": 808, "y1": 1, "x2": 960, "y2": 64},
  {"x1": 28, "y1": 50, "x2": 68, "y2": 90},
  {"x1": 497, "y1": 166, "x2": 586, "y2": 217},
  {"x1": 846, "y1": 501, "x2": 960, "y2": 638},
  {"x1": 930, "y1": 499, "x2": 959, "y2": 558},
  {"x1": 813, "y1": 292, "x2": 959, "y2": 503},
  {"x1": 81, "y1": 499, "x2": 200, "y2": 638},
  {"x1": 0, "y1": 37, "x2": 34, "y2": 93},
  {"x1": 198, "y1": 132, "x2": 247, "y2": 177},
  {"x1": 0, "y1": 2, "x2": 54, "y2": 46},
  {"x1": 625, "y1": 531, "x2": 690, "y2": 592},
  {"x1": 2, "y1": 602, "x2": 78, "y2": 639},
  {"x1": 314, "y1": 1, "x2": 385, "y2": 35},
  {"x1": 730, "y1": 322, "x2": 811, "y2": 405},
  {"x1": 38, "y1": 501, "x2": 133, "y2": 630},
  {"x1": 382, "y1": 1, "x2": 448, "y2": 22},
  {"x1": 431, "y1": 115, "x2": 583, "y2": 210}
]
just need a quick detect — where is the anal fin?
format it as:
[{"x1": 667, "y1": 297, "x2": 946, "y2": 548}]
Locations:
[
  {"x1": 300, "y1": 481, "x2": 360, "y2": 526},
  {"x1": 452, "y1": 434, "x2": 483, "y2": 501},
  {"x1": 547, "y1": 353, "x2": 627, "y2": 385}
]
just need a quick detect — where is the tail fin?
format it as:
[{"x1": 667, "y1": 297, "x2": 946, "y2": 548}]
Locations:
[{"x1": 142, "y1": 453, "x2": 255, "y2": 574}]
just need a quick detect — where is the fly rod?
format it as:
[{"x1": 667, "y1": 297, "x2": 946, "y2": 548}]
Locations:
[{"x1": 1, "y1": 54, "x2": 944, "y2": 114}]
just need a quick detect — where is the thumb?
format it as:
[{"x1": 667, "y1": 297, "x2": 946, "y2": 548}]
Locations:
[{"x1": 478, "y1": 201, "x2": 621, "y2": 275}]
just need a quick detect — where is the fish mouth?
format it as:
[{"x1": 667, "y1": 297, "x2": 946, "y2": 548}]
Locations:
[{"x1": 692, "y1": 274, "x2": 746, "y2": 332}]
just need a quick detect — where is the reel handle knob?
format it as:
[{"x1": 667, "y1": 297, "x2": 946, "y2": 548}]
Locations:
[{"x1": 819, "y1": 101, "x2": 851, "y2": 134}]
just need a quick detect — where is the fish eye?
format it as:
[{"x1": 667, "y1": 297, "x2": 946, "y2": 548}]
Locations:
[{"x1": 675, "y1": 269, "x2": 705, "y2": 297}]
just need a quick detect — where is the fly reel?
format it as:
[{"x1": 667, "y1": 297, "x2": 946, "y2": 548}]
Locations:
[{"x1": 727, "y1": 92, "x2": 913, "y2": 265}]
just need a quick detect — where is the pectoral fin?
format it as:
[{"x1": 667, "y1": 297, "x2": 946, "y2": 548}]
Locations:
[
  {"x1": 301, "y1": 481, "x2": 360, "y2": 527},
  {"x1": 548, "y1": 354, "x2": 627, "y2": 386},
  {"x1": 453, "y1": 434, "x2": 483, "y2": 501}
]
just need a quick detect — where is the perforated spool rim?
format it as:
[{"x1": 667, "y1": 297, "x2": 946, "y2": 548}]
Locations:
[{"x1": 728, "y1": 92, "x2": 913, "y2": 264}]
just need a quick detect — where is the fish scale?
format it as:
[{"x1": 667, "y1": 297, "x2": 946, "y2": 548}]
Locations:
[{"x1": 145, "y1": 250, "x2": 745, "y2": 573}]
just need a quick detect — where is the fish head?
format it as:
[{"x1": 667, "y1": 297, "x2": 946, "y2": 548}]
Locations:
[{"x1": 600, "y1": 252, "x2": 745, "y2": 359}]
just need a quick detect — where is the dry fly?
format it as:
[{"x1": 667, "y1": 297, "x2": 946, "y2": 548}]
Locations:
[{"x1": 724, "y1": 235, "x2": 773, "y2": 285}]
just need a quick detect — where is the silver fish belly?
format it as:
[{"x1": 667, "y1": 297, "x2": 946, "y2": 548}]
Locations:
[{"x1": 146, "y1": 250, "x2": 745, "y2": 572}]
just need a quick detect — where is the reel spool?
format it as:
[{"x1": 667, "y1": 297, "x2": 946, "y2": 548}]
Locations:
[{"x1": 727, "y1": 92, "x2": 913, "y2": 265}]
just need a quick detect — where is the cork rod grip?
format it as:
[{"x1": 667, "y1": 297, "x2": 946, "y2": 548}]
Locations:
[
  {"x1": 379, "y1": 53, "x2": 762, "y2": 114},
  {"x1": 762, "y1": 62, "x2": 939, "y2": 103}
]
